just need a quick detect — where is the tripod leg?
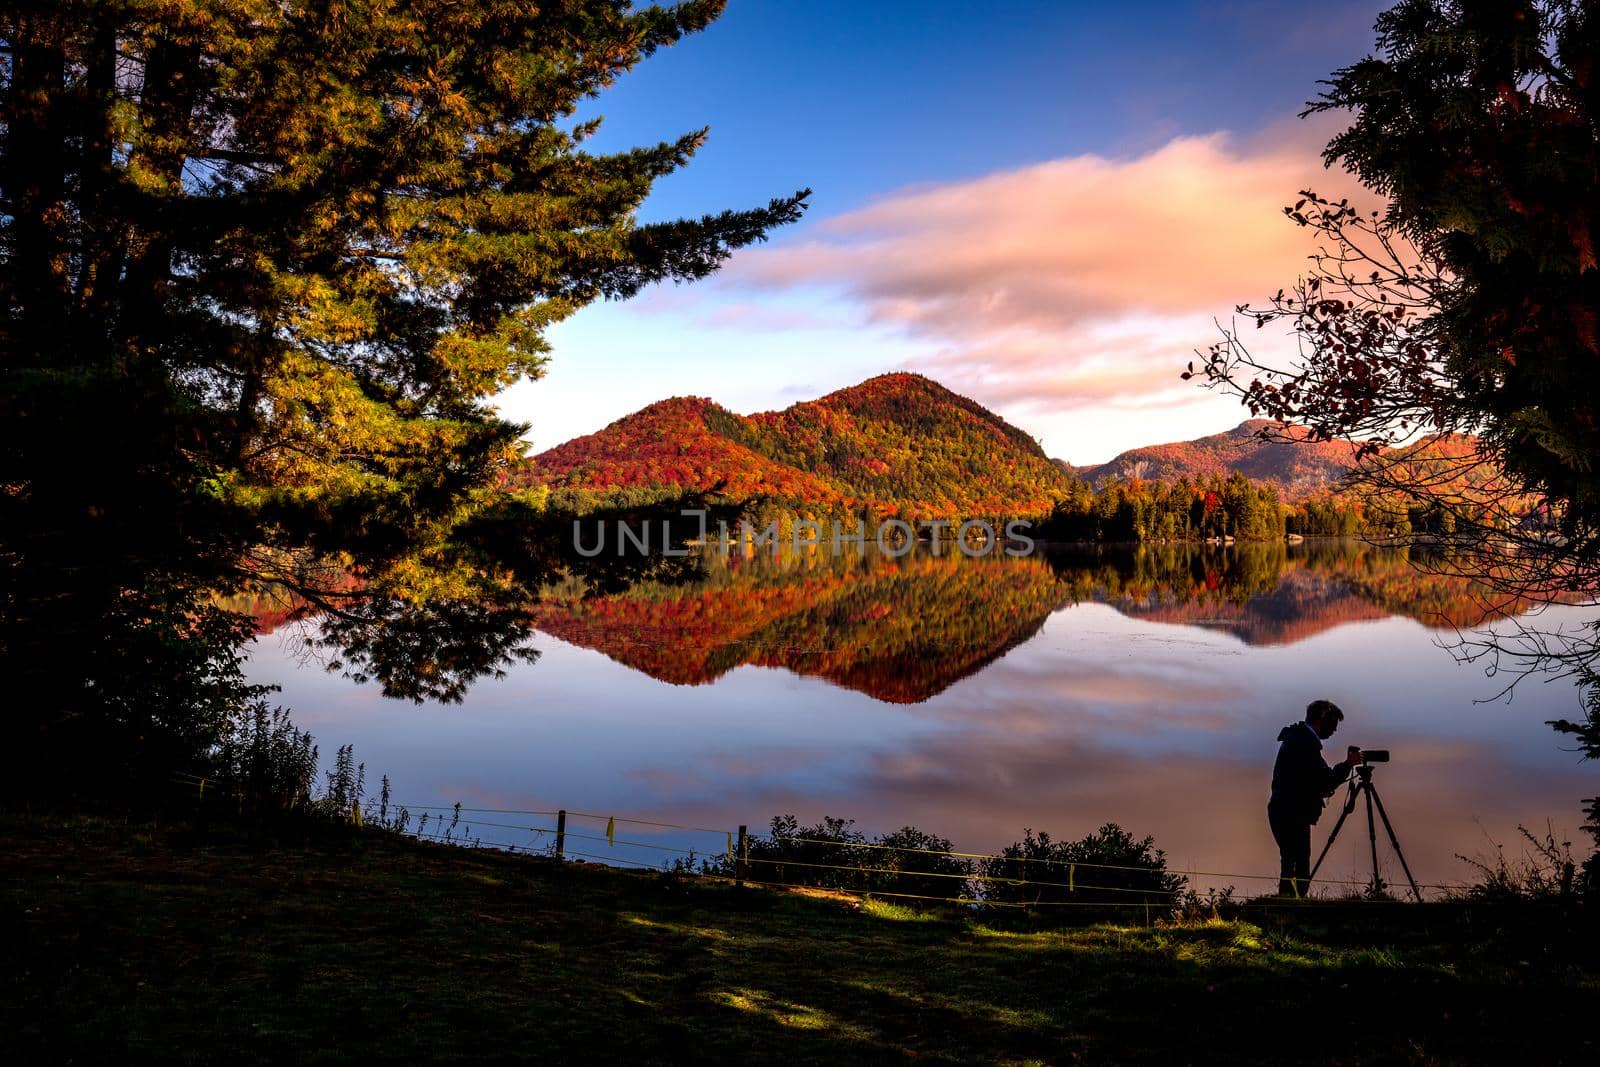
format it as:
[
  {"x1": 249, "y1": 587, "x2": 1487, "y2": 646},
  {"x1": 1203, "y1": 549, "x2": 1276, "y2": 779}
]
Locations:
[
  {"x1": 1367, "y1": 782, "x2": 1423, "y2": 903},
  {"x1": 1309, "y1": 781, "x2": 1358, "y2": 886},
  {"x1": 1364, "y1": 784, "x2": 1382, "y2": 896}
]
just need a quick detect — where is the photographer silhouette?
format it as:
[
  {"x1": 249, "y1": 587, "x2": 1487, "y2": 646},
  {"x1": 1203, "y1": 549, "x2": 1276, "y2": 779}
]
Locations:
[{"x1": 1268, "y1": 699, "x2": 1360, "y2": 897}]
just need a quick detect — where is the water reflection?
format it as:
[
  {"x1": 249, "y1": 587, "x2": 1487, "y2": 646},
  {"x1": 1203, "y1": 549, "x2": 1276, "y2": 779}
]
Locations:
[
  {"x1": 532, "y1": 550, "x2": 1065, "y2": 703},
  {"x1": 248, "y1": 542, "x2": 1595, "y2": 894},
  {"x1": 528, "y1": 542, "x2": 1542, "y2": 700}
]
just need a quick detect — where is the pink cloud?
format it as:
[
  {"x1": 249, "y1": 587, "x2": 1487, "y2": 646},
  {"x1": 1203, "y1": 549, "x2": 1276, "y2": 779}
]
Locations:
[{"x1": 728, "y1": 125, "x2": 1378, "y2": 414}]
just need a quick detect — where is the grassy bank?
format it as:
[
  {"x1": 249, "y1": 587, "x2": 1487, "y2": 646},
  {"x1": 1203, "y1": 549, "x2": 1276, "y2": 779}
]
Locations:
[{"x1": 3, "y1": 811, "x2": 1595, "y2": 1065}]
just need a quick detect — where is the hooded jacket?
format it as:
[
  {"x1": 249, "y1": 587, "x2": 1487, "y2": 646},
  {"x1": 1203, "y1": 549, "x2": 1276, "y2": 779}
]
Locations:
[{"x1": 1268, "y1": 722, "x2": 1351, "y2": 825}]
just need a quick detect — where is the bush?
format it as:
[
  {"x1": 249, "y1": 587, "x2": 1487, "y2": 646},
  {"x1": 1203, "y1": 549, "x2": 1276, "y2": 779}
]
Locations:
[
  {"x1": 977, "y1": 823, "x2": 1186, "y2": 917},
  {"x1": 707, "y1": 816, "x2": 1191, "y2": 914},
  {"x1": 209, "y1": 702, "x2": 318, "y2": 818},
  {"x1": 724, "y1": 815, "x2": 974, "y2": 900},
  {"x1": 1582, "y1": 797, "x2": 1599, "y2": 900},
  {"x1": 1456, "y1": 823, "x2": 1580, "y2": 902},
  {"x1": 867, "y1": 825, "x2": 974, "y2": 900},
  {"x1": 205, "y1": 704, "x2": 410, "y2": 836}
]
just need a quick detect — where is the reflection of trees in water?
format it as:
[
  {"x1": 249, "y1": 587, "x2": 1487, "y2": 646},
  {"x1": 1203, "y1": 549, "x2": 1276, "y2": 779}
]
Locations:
[
  {"x1": 232, "y1": 593, "x2": 545, "y2": 704},
  {"x1": 534, "y1": 551, "x2": 1068, "y2": 703},
  {"x1": 1050, "y1": 542, "x2": 1374, "y2": 646},
  {"x1": 310, "y1": 599, "x2": 541, "y2": 704},
  {"x1": 245, "y1": 540, "x2": 1534, "y2": 704},
  {"x1": 1050, "y1": 542, "x2": 1539, "y2": 646},
  {"x1": 531, "y1": 541, "x2": 1531, "y2": 702},
  {"x1": 233, "y1": 501, "x2": 726, "y2": 702}
]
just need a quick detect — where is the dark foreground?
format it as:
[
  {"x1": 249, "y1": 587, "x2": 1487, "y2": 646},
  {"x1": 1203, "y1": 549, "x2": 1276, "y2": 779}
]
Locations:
[{"x1": 3, "y1": 812, "x2": 1595, "y2": 1065}]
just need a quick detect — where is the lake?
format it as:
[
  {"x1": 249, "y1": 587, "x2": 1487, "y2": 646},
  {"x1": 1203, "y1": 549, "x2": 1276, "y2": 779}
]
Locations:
[{"x1": 246, "y1": 541, "x2": 1596, "y2": 897}]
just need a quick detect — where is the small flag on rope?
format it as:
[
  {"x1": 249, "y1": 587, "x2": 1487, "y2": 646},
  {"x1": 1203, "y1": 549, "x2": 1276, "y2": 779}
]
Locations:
[
  {"x1": 606, "y1": 816, "x2": 615, "y2": 847},
  {"x1": 197, "y1": 778, "x2": 206, "y2": 799},
  {"x1": 1069, "y1": 863, "x2": 1076, "y2": 893}
]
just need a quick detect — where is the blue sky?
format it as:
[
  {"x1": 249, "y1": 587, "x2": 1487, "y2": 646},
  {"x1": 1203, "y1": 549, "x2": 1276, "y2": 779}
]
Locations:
[{"x1": 496, "y1": 0, "x2": 1391, "y2": 463}]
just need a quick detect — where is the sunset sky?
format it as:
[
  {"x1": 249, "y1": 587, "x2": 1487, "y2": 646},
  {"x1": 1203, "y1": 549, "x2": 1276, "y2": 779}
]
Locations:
[{"x1": 495, "y1": 0, "x2": 1391, "y2": 464}]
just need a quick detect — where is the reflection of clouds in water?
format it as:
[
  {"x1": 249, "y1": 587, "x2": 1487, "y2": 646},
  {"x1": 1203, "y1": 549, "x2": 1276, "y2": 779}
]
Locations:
[
  {"x1": 637, "y1": 715, "x2": 1591, "y2": 893},
  {"x1": 1119, "y1": 630, "x2": 1249, "y2": 650},
  {"x1": 929, "y1": 666, "x2": 1245, "y2": 729},
  {"x1": 616, "y1": 607, "x2": 1593, "y2": 890},
  {"x1": 626, "y1": 745, "x2": 845, "y2": 794},
  {"x1": 245, "y1": 554, "x2": 1596, "y2": 895}
]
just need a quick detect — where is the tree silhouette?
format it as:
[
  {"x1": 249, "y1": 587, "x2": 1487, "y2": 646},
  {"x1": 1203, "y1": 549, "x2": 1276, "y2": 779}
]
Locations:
[
  {"x1": 0, "y1": 0, "x2": 806, "y2": 786},
  {"x1": 1187, "y1": 0, "x2": 1600, "y2": 878}
]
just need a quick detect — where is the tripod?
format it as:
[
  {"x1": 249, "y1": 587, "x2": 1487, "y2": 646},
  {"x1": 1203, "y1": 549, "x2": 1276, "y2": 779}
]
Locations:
[{"x1": 1309, "y1": 764, "x2": 1423, "y2": 902}]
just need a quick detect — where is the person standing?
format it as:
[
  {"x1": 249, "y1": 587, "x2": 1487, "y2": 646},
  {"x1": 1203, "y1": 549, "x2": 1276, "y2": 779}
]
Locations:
[{"x1": 1269, "y1": 700, "x2": 1361, "y2": 897}]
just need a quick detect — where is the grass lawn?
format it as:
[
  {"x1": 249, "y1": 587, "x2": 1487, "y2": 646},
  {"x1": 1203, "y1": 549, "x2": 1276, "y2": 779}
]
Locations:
[{"x1": 3, "y1": 811, "x2": 1595, "y2": 1065}]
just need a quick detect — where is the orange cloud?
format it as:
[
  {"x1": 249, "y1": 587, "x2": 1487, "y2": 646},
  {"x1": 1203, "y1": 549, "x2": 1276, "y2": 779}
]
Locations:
[{"x1": 729, "y1": 126, "x2": 1377, "y2": 415}]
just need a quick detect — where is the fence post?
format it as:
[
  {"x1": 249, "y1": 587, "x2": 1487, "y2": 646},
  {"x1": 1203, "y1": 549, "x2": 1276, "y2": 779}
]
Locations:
[
  {"x1": 736, "y1": 824, "x2": 748, "y2": 887},
  {"x1": 555, "y1": 809, "x2": 566, "y2": 862}
]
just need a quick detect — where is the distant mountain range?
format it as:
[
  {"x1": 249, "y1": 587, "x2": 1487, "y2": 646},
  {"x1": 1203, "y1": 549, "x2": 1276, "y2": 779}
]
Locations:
[
  {"x1": 522, "y1": 373, "x2": 1379, "y2": 513},
  {"x1": 1072, "y1": 420, "x2": 1361, "y2": 500}
]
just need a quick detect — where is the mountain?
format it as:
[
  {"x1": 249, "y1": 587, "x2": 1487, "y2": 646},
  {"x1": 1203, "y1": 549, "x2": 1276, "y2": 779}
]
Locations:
[
  {"x1": 525, "y1": 373, "x2": 1075, "y2": 519},
  {"x1": 526, "y1": 374, "x2": 1476, "y2": 515},
  {"x1": 1075, "y1": 420, "x2": 1360, "y2": 501},
  {"x1": 526, "y1": 395, "x2": 853, "y2": 508}
]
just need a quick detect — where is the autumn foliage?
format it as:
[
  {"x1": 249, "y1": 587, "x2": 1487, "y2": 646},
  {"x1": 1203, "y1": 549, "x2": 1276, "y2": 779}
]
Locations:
[
  {"x1": 526, "y1": 542, "x2": 1529, "y2": 701},
  {"x1": 524, "y1": 373, "x2": 1075, "y2": 522}
]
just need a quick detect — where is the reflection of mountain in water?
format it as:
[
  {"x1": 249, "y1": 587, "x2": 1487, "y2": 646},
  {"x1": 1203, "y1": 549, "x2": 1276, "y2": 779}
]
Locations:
[
  {"x1": 531, "y1": 542, "x2": 1531, "y2": 703},
  {"x1": 1072, "y1": 543, "x2": 1542, "y2": 645},
  {"x1": 533, "y1": 553, "x2": 1067, "y2": 703},
  {"x1": 238, "y1": 542, "x2": 1533, "y2": 703},
  {"x1": 1059, "y1": 544, "x2": 1382, "y2": 645},
  {"x1": 1111, "y1": 566, "x2": 1389, "y2": 644}
]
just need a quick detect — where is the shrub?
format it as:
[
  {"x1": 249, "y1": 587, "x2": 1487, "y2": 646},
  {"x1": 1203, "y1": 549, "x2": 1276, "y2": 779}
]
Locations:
[
  {"x1": 207, "y1": 705, "x2": 410, "y2": 835},
  {"x1": 1582, "y1": 797, "x2": 1599, "y2": 900},
  {"x1": 868, "y1": 825, "x2": 974, "y2": 900},
  {"x1": 977, "y1": 823, "x2": 1186, "y2": 918},
  {"x1": 736, "y1": 815, "x2": 869, "y2": 889},
  {"x1": 723, "y1": 815, "x2": 974, "y2": 900},
  {"x1": 1456, "y1": 823, "x2": 1580, "y2": 902},
  {"x1": 209, "y1": 702, "x2": 317, "y2": 818}
]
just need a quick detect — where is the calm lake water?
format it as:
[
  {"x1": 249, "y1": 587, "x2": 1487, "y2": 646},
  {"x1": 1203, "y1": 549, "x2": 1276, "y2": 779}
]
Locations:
[{"x1": 246, "y1": 542, "x2": 1596, "y2": 896}]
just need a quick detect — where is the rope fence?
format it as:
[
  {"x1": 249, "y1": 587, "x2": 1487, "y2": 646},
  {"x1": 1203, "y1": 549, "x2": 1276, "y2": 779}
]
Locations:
[
  {"x1": 388, "y1": 799, "x2": 1476, "y2": 894},
  {"x1": 388, "y1": 822, "x2": 1422, "y2": 911},
  {"x1": 166, "y1": 771, "x2": 1477, "y2": 903}
]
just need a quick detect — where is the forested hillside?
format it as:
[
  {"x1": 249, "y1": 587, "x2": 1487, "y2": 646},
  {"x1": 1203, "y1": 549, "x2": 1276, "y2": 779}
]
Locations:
[
  {"x1": 1078, "y1": 420, "x2": 1359, "y2": 499},
  {"x1": 524, "y1": 373, "x2": 1075, "y2": 521},
  {"x1": 522, "y1": 395, "x2": 854, "y2": 513},
  {"x1": 519, "y1": 375, "x2": 1498, "y2": 543}
]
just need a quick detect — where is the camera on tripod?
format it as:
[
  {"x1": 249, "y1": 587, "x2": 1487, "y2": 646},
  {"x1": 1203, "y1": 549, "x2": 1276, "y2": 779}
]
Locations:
[{"x1": 1313, "y1": 745, "x2": 1421, "y2": 901}]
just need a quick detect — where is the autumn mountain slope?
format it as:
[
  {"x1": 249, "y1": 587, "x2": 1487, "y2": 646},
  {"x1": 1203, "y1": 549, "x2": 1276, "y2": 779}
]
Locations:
[
  {"x1": 525, "y1": 373, "x2": 1076, "y2": 520},
  {"x1": 523, "y1": 395, "x2": 853, "y2": 509},
  {"x1": 524, "y1": 373, "x2": 1490, "y2": 519},
  {"x1": 1076, "y1": 420, "x2": 1361, "y2": 500}
]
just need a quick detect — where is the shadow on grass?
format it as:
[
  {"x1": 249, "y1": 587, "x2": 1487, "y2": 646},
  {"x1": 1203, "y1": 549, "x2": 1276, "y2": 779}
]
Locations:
[{"x1": 3, "y1": 812, "x2": 1595, "y2": 1065}]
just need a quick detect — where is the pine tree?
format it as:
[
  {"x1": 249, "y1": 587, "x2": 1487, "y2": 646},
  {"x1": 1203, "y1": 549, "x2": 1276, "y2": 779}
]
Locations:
[{"x1": 0, "y1": 0, "x2": 807, "y2": 778}]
